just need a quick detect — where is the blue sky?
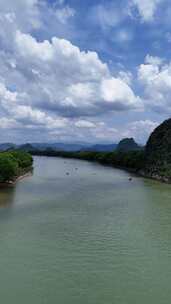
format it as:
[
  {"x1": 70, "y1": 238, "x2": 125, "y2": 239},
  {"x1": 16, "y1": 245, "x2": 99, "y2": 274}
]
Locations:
[{"x1": 0, "y1": 0, "x2": 171, "y2": 144}]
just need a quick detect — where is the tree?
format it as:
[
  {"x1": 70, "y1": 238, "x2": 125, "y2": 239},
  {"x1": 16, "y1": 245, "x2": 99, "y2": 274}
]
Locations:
[{"x1": 0, "y1": 154, "x2": 18, "y2": 182}]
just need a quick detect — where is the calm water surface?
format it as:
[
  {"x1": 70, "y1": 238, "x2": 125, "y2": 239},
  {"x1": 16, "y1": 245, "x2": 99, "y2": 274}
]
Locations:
[{"x1": 0, "y1": 156, "x2": 171, "y2": 303}]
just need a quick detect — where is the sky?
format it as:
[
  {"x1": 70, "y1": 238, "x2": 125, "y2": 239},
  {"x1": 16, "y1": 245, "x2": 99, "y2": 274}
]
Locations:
[{"x1": 0, "y1": 0, "x2": 171, "y2": 144}]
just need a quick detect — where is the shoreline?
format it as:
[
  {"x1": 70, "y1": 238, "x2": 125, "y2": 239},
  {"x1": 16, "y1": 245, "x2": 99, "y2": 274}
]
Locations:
[
  {"x1": 33, "y1": 154, "x2": 170, "y2": 184},
  {"x1": 0, "y1": 170, "x2": 33, "y2": 187}
]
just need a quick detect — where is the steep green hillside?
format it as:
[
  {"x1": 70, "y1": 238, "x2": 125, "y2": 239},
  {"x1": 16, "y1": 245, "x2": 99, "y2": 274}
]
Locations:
[{"x1": 145, "y1": 119, "x2": 171, "y2": 180}]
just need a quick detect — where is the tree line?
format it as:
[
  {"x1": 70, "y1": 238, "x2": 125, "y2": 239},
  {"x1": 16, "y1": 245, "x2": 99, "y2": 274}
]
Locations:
[{"x1": 0, "y1": 150, "x2": 33, "y2": 183}]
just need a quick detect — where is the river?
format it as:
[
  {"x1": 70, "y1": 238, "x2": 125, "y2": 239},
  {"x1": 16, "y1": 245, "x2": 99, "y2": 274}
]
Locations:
[{"x1": 0, "y1": 156, "x2": 171, "y2": 303}]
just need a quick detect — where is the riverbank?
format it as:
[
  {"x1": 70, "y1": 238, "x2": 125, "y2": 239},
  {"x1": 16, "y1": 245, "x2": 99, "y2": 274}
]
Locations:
[
  {"x1": 32, "y1": 150, "x2": 145, "y2": 179},
  {"x1": 31, "y1": 150, "x2": 171, "y2": 184},
  {"x1": 0, "y1": 150, "x2": 33, "y2": 186},
  {"x1": 0, "y1": 168, "x2": 33, "y2": 187}
]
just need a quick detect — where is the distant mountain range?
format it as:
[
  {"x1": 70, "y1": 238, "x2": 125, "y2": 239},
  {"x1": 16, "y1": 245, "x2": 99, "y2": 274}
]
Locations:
[
  {"x1": 0, "y1": 143, "x2": 16, "y2": 151},
  {"x1": 0, "y1": 142, "x2": 91, "y2": 152},
  {"x1": 0, "y1": 138, "x2": 143, "y2": 153},
  {"x1": 82, "y1": 143, "x2": 117, "y2": 152},
  {"x1": 31, "y1": 142, "x2": 92, "y2": 152}
]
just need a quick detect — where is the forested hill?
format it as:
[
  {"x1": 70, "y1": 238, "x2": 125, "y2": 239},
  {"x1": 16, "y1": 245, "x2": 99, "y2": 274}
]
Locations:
[
  {"x1": 117, "y1": 138, "x2": 142, "y2": 152},
  {"x1": 145, "y1": 118, "x2": 171, "y2": 181}
]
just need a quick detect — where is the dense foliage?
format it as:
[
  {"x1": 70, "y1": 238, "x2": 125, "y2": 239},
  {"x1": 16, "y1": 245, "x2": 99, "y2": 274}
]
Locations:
[
  {"x1": 11, "y1": 150, "x2": 33, "y2": 169},
  {"x1": 0, "y1": 150, "x2": 33, "y2": 183},
  {"x1": 145, "y1": 119, "x2": 171, "y2": 179}
]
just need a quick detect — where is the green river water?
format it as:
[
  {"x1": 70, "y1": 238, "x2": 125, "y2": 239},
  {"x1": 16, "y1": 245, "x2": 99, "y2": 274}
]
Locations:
[{"x1": 0, "y1": 156, "x2": 171, "y2": 303}]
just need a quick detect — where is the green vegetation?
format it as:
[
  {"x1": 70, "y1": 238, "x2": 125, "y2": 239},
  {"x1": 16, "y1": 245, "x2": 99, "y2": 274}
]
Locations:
[
  {"x1": 16, "y1": 119, "x2": 166, "y2": 183},
  {"x1": 117, "y1": 138, "x2": 142, "y2": 152},
  {"x1": 145, "y1": 118, "x2": 171, "y2": 180},
  {"x1": 11, "y1": 150, "x2": 33, "y2": 169},
  {"x1": 69, "y1": 150, "x2": 145, "y2": 170},
  {"x1": 30, "y1": 118, "x2": 171, "y2": 182},
  {"x1": 0, "y1": 150, "x2": 33, "y2": 183},
  {"x1": 0, "y1": 118, "x2": 170, "y2": 183}
]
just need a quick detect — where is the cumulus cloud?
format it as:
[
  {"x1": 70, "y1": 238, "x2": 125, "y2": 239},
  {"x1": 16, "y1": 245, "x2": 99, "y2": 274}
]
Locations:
[
  {"x1": 0, "y1": 74, "x2": 158, "y2": 143},
  {"x1": 101, "y1": 78, "x2": 140, "y2": 110},
  {"x1": 121, "y1": 120, "x2": 158, "y2": 143},
  {"x1": 0, "y1": 0, "x2": 156, "y2": 143},
  {"x1": 15, "y1": 31, "x2": 54, "y2": 61},
  {"x1": 0, "y1": 83, "x2": 67, "y2": 130},
  {"x1": 138, "y1": 55, "x2": 171, "y2": 112},
  {"x1": 145, "y1": 54, "x2": 164, "y2": 66},
  {"x1": 13, "y1": 30, "x2": 141, "y2": 117}
]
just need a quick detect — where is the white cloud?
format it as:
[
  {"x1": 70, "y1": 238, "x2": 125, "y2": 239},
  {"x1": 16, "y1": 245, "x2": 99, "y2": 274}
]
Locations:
[
  {"x1": 101, "y1": 78, "x2": 141, "y2": 109},
  {"x1": 15, "y1": 31, "x2": 54, "y2": 61},
  {"x1": 130, "y1": 0, "x2": 162, "y2": 22},
  {"x1": 13, "y1": 30, "x2": 141, "y2": 117},
  {"x1": 91, "y1": 0, "x2": 163, "y2": 28},
  {"x1": 0, "y1": 0, "x2": 41, "y2": 31},
  {"x1": 0, "y1": 78, "x2": 159, "y2": 143},
  {"x1": 0, "y1": 0, "x2": 155, "y2": 143},
  {"x1": 75, "y1": 120, "x2": 96, "y2": 128},
  {"x1": 0, "y1": 82, "x2": 67, "y2": 130},
  {"x1": 0, "y1": 82, "x2": 18, "y2": 103},
  {"x1": 15, "y1": 30, "x2": 108, "y2": 78},
  {"x1": 91, "y1": 126, "x2": 118, "y2": 141},
  {"x1": 0, "y1": 0, "x2": 143, "y2": 143},
  {"x1": 93, "y1": 119, "x2": 157, "y2": 144},
  {"x1": 138, "y1": 55, "x2": 171, "y2": 112},
  {"x1": 0, "y1": 117, "x2": 19, "y2": 129},
  {"x1": 72, "y1": 119, "x2": 158, "y2": 144},
  {"x1": 123, "y1": 120, "x2": 158, "y2": 142},
  {"x1": 145, "y1": 54, "x2": 163, "y2": 66},
  {"x1": 118, "y1": 71, "x2": 133, "y2": 85}
]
